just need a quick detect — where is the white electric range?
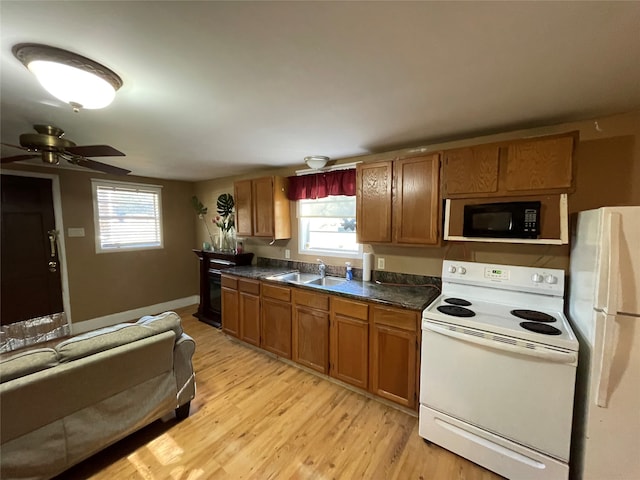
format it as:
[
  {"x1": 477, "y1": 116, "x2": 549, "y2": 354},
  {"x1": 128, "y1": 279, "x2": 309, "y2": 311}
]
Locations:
[{"x1": 419, "y1": 260, "x2": 578, "y2": 480}]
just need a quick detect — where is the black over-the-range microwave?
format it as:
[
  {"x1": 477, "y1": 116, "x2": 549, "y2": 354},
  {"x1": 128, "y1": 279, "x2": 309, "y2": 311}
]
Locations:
[{"x1": 463, "y1": 201, "x2": 542, "y2": 239}]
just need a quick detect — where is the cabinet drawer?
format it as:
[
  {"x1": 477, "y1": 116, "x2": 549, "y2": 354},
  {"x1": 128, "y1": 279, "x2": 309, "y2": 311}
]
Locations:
[
  {"x1": 262, "y1": 283, "x2": 291, "y2": 302},
  {"x1": 332, "y1": 297, "x2": 368, "y2": 321},
  {"x1": 221, "y1": 275, "x2": 238, "y2": 289},
  {"x1": 294, "y1": 289, "x2": 329, "y2": 311},
  {"x1": 239, "y1": 278, "x2": 260, "y2": 295},
  {"x1": 372, "y1": 306, "x2": 418, "y2": 332}
]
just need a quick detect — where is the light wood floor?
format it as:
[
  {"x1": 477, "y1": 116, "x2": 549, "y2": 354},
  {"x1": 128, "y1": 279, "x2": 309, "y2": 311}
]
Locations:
[{"x1": 56, "y1": 306, "x2": 503, "y2": 480}]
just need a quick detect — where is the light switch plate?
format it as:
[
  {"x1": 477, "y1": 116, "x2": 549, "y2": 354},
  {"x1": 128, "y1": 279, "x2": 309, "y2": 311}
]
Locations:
[
  {"x1": 68, "y1": 227, "x2": 85, "y2": 237},
  {"x1": 377, "y1": 257, "x2": 385, "y2": 270}
]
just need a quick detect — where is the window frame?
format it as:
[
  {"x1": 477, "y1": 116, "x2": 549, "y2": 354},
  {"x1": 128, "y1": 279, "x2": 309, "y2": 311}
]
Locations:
[
  {"x1": 297, "y1": 195, "x2": 362, "y2": 259},
  {"x1": 91, "y1": 178, "x2": 164, "y2": 254}
]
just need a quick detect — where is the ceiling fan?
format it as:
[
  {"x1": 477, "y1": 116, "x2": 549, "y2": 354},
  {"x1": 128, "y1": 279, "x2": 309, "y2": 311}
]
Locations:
[{"x1": 1, "y1": 124, "x2": 130, "y2": 175}]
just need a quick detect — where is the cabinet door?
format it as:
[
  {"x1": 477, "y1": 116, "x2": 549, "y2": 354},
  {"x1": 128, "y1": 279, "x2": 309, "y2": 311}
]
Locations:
[
  {"x1": 506, "y1": 136, "x2": 574, "y2": 192},
  {"x1": 330, "y1": 313, "x2": 369, "y2": 389},
  {"x1": 252, "y1": 177, "x2": 275, "y2": 237},
  {"x1": 261, "y1": 298, "x2": 292, "y2": 358},
  {"x1": 356, "y1": 161, "x2": 393, "y2": 243},
  {"x1": 240, "y1": 292, "x2": 260, "y2": 346},
  {"x1": 221, "y1": 286, "x2": 239, "y2": 337},
  {"x1": 370, "y1": 323, "x2": 417, "y2": 408},
  {"x1": 293, "y1": 305, "x2": 329, "y2": 374},
  {"x1": 234, "y1": 180, "x2": 253, "y2": 236},
  {"x1": 393, "y1": 154, "x2": 441, "y2": 245},
  {"x1": 442, "y1": 144, "x2": 500, "y2": 196}
]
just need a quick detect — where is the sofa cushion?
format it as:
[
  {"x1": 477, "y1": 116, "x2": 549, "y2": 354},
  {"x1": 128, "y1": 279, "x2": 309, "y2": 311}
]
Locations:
[
  {"x1": 136, "y1": 311, "x2": 183, "y2": 338},
  {"x1": 0, "y1": 348, "x2": 59, "y2": 384},
  {"x1": 56, "y1": 324, "x2": 160, "y2": 363}
]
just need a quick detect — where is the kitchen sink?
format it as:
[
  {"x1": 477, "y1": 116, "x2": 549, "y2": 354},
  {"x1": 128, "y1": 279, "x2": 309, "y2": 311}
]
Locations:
[
  {"x1": 267, "y1": 272, "x2": 350, "y2": 288},
  {"x1": 306, "y1": 276, "x2": 348, "y2": 287},
  {"x1": 267, "y1": 272, "x2": 321, "y2": 284}
]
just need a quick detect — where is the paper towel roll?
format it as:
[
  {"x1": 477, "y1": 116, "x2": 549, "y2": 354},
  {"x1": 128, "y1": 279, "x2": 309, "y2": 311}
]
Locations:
[{"x1": 362, "y1": 252, "x2": 373, "y2": 282}]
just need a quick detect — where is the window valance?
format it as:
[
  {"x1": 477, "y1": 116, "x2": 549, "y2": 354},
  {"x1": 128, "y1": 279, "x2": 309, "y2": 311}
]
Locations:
[{"x1": 287, "y1": 169, "x2": 356, "y2": 200}]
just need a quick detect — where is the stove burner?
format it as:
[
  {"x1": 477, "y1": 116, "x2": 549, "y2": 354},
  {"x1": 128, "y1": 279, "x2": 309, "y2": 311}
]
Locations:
[
  {"x1": 511, "y1": 309, "x2": 556, "y2": 323},
  {"x1": 444, "y1": 298, "x2": 472, "y2": 307},
  {"x1": 438, "y1": 305, "x2": 475, "y2": 317},
  {"x1": 520, "y1": 322, "x2": 562, "y2": 335}
]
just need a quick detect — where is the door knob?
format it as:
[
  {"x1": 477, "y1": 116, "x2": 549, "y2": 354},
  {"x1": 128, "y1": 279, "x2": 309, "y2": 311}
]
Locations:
[{"x1": 48, "y1": 261, "x2": 57, "y2": 272}]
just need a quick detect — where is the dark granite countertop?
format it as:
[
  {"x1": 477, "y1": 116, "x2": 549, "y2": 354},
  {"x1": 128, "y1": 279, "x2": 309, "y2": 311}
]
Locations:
[
  {"x1": 221, "y1": 266, "x2": 440, "y2": 311},
  {"x1": 222, "y1": 265, "x2": 296, "y2": 279}
]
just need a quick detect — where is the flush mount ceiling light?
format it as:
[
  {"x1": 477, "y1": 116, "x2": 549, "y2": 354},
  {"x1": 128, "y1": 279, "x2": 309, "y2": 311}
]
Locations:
[
  {"x1": 304, "y1": 155, "x2": 330, "y2": 170},
  {"x1": 13, "y1": 43, "x2": 123, "y2": 112}
]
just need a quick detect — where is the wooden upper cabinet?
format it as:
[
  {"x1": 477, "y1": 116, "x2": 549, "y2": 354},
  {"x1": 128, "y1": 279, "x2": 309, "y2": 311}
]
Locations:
[
  {"x1": 356, "y1": 161, "x2": 393, "y2": 243},
  {"x1": 252, "y1": 177, "x2": 275, "y2": 237},
  {"x1": 443, "y1": 144, "x2": 499, "y2": 196},
  {"x1": 506, "y1": 135, "x2": 574, "y2": 192},
  {"x1": 442, "y1": 131, "x2": 577, "y2": 199},
  {"x1": 233, "y1": 176, "x2": 291, "y2": 240},
  {"x1": 357, "y1": 155, "x2": 441, "y2": 246},
  {"x1": 393, "y1": 154, "x2": 440, "y2": 245},
  {"x1": 234, "y1": 180, "x2": 253, "y2": 236}
]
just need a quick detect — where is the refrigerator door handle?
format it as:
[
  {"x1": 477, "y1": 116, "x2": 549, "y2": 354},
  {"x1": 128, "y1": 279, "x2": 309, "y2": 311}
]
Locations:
[{"x1": 596, "y1": 212, "x2": 621, "y2": 408}]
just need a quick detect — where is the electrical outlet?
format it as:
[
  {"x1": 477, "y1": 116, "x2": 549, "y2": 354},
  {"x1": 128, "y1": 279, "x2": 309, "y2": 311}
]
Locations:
[
  {"x1": 377, "y1": 257, "x2": 385, "y2": 270},
  {"x1": 284, "y1": 249, "x2": 291, "y2": 259}
]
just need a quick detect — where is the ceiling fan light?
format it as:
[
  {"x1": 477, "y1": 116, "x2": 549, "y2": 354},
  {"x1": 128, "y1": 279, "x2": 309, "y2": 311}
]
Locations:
[
  {"x1": 13, "y1": 43, "x2": 122, "y2": 111},
  {"x1": 305, "y1": 155, "x2": 329, "y2": 170},
  {"x1": 28, "y1": 61, "x2": 116, "y2": 109}
]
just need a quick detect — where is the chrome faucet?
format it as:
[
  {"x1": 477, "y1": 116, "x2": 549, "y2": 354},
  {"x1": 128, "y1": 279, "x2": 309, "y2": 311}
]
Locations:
[{"x1": 317, "y1": 259, "x2": 326, "y2": 278}]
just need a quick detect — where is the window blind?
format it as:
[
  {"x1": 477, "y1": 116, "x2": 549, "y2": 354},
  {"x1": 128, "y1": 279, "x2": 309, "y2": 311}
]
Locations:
[{"x1": 92, "y1": 180, "x2": 163, "y2": 252}]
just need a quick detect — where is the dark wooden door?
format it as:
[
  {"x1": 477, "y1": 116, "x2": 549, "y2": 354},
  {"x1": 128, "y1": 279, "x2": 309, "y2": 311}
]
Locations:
[{"x1": 1, "y1": 174, "x2": 63, "y2": 325}]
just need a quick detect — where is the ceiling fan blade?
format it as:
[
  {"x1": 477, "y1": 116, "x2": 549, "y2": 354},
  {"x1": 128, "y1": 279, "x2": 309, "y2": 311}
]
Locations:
[
  {"x1": 2, "y1": 154, "x2": 40, "y2": 163},
  {"x1": 1, "y1": 142, "x2": 29, "y2": 151},
  {"x1": 67, "y1": 157, "x2": 131, "y2": 175},
  {"x1": 65, "y1": 145, "x2": 125, "y2": 157}
]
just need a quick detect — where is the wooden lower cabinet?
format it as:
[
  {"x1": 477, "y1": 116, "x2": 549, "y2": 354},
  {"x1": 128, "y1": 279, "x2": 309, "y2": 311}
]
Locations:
[
  {"x1": 293, "y1": 289, "x2": 330, "y2": 374},
  {"x1": 370, "y1": 305, "x2": 419, "y2": 409},
  {"x1": 239, "y1": 279, "x2": 261, "y2": 346},
  {"x1": 261, "y1": 284, "x2": 292, "y2": 358},
  {"x1": 330, "y1": 297, "x2": 369, "y2": 390},
  {"x1": 225, "y1": 279, "x2": 421, "y2": 409},
  {"x1": 221, "y1": 276, "x2": 239, "y2": 337}
]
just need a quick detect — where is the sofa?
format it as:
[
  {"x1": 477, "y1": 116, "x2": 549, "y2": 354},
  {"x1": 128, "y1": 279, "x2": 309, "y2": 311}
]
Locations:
[{"x1": 0, "y1": 311, "x2": 196, "y2": 480}]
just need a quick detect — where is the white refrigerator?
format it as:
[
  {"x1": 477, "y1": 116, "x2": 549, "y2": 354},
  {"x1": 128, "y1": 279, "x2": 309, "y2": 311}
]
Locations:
[{"x1": 568, "y1": 206, "x2": 640, "y2": 480}]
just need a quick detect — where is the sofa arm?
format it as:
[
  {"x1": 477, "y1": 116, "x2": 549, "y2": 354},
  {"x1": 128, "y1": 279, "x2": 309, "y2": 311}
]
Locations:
[{"x1": 174, "y1": 333, "x2": 196, "y2": 408}]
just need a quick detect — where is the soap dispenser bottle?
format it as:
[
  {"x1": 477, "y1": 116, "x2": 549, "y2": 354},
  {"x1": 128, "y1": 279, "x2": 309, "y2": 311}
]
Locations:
[{"x1": 345, "y1": 262, "x2": 353, "y2": 281}]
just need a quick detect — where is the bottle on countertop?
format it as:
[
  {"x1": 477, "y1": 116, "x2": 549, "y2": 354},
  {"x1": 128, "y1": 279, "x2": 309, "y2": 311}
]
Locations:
[{"x1": 345, "y1": 262, "x2": 353, "y2": 281}]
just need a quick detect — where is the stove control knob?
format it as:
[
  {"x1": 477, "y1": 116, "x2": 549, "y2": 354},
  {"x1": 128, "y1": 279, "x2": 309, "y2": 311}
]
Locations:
[
  {"x1": 458, "y1": 267, "x2": 467, "y2": 274},
  {"x1": 545, "y1": 274, "x2": 558, "y2": 284},
  {"x1": 531, "y1": 273, "x2": 543, "y2": 283},
  {"x1": 448, "y1": 265, "x2": 457, "y2": 274}
]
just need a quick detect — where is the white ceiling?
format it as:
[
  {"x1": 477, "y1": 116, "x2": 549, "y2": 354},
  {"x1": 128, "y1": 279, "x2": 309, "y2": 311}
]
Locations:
[{"x1": 1, "y1": 1, "x2": 639, "y2": 182}]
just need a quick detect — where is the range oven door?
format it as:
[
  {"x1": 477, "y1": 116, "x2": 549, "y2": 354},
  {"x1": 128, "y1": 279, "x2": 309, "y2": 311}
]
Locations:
[{"x1": 420, "y1": 320, "x2": 577, "y2": 462}]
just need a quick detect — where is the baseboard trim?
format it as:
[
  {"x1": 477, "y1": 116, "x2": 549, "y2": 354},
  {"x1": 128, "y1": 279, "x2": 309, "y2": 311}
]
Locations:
[{"x1": 71, "y1": 296, "x2": 199, "y2": 334}]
